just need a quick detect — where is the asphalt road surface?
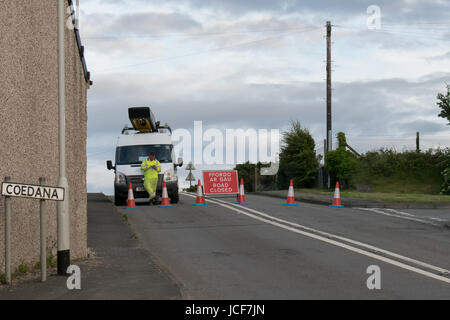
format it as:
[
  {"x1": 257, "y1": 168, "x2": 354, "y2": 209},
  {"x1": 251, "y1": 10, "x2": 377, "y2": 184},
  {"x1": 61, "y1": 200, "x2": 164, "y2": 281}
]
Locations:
[{"x1": 120, "y1": 193, "x2": 450, "y2": 299}]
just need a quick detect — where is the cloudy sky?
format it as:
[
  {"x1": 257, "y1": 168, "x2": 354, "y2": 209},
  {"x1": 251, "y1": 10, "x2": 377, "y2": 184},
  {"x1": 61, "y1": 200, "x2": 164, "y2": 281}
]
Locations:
[{"x1": 78, "y1": 0, "x2": 450, "y2": 194}]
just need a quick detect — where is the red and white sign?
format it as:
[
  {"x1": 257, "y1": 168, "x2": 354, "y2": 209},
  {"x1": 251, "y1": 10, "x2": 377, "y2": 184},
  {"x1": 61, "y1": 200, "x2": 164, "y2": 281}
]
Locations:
[{"x1": 202, "y1": 170, "x2": 239, "y2": 195}]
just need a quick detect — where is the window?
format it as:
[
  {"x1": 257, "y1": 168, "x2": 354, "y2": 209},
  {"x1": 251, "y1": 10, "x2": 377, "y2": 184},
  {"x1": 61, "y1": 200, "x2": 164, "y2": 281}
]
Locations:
[{"x1": 116, "y1": 145, "x2": 172, "y2": 164}]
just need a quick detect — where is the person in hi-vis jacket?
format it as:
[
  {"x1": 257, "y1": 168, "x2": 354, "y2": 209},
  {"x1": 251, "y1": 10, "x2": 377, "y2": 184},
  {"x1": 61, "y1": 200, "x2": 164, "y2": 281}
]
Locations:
[{"x1": 141, "y1": 152, "x2": 161, "y2": 203}]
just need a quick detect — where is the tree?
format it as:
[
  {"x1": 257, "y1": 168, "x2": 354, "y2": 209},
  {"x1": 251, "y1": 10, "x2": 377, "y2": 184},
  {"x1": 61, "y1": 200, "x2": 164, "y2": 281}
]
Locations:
[
  {"x1": 437, "y1": 148, "x2": 450, "y2": 195},
  {"x1": 277, "y1": 120, "x2": 318, "y2": 189},
  {"x1": 325, "y1": 133, "x2": 358, "y2": 188},
  {"x1": 234, "y1": 162, "x2": 277, "y2": 192},
  {"x1": 437, "y1": 84, "x2": 450, "y2": 125},
  {"x1": 337, "y1": 132, "x2": 347, "y2": 148},
  {"x1": 234, "y1": 162, "x2": 256, "y2": 192}
]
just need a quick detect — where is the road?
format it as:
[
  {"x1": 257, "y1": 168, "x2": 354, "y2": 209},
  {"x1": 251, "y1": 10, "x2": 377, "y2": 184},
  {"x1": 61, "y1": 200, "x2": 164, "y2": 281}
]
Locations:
[{"x1": 119, "y1": 193, "x2": 450, "y2": 299}]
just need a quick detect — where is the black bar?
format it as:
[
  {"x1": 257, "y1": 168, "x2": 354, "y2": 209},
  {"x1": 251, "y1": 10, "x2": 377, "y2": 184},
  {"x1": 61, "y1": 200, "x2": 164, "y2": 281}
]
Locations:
[{"x1": 57, "y1": 249, "x2": 70, "y2": 276}]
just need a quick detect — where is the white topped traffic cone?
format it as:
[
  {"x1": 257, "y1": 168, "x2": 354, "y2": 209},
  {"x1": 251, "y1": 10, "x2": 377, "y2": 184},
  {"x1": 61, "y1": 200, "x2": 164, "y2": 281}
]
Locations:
[
  {"x1": 330, "y1": 181, "x2": 344, "y2": 207},
  {"x1": 159, "y1": 181, "x2": 172, "y2": 207},
  {"x1": 235, "y1": 178, "x2": 248, "y2": 205},
  {"x1": 193, "y1": 180, "x2": 207, "y2": 206},
  {"x1": 124, "y1": 183, "x2": 138, "y2": 209},
  {"x1": 283, "y1": 179, "x2": 299, "y2": 206}
]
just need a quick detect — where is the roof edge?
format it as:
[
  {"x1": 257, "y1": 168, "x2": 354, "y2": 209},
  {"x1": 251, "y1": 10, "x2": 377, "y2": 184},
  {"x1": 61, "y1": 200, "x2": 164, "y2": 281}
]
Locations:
[{"x1": 68, "y1": 0, "x2": 92, "y2": 86}]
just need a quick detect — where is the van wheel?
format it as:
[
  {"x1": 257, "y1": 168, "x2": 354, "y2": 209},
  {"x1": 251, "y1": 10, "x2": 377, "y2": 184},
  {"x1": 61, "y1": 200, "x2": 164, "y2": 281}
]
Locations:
[
  {"x1": 170, "y1": 189, "x2": 179, "y2": 204},
  {"x1": 114, "y1": 195, "x2": 126, "y2": 206}
]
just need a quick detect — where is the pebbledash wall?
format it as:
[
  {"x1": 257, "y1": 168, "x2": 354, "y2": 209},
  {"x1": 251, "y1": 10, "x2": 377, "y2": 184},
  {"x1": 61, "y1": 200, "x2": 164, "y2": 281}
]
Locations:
[{"x1": 0, "y1": 1, "x2": 91, "y2": 273}]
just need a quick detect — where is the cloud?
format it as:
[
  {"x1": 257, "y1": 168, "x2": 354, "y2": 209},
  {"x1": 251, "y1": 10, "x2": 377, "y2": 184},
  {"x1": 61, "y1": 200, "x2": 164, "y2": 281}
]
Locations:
[
  {"x1": 93, "y1": 11, "x2": 202, "y2": 36},
  {"x1": 87, "y1": 70, "x2": 450, "y2": 153},
  {"x1": 102, "y1": 0, "x2": 450, "y2": 24},
  {"x1": 80, "y1": 0, "x2": 450, "y2": 193},
  {"x1": 427, "y1": 51, "x2": 450, "y2": 61},
  {"x1": 333, "y1": 74, "x2": 450, "y2": 134},
  {"x1": 87, "y1": 158, "x2": 115, "y2": 194}
]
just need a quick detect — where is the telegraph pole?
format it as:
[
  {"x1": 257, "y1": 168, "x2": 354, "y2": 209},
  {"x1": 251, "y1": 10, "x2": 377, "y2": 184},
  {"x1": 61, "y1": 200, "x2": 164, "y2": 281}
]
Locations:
[
  {"x1": 325, "y1": 21, "x2": 332, "y2": 189},
  {"x1": 57, "y1": 0, "x2": 70, "y2": 276},
  {"x1": 254, "y1": 165, "x2": 258, "y2": 192},
  {"x1": 416, "y1": 132, "x2": 420, "y2": 152},
  {"x1": 326, "y1": 21, "x2": 332, "y2": 154}
]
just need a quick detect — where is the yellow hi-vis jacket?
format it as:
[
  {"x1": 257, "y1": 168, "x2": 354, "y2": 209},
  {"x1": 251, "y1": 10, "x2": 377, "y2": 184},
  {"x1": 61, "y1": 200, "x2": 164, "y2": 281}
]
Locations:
[{"x1": 140, "y1": 159, "x2": 161, "y2": 179}]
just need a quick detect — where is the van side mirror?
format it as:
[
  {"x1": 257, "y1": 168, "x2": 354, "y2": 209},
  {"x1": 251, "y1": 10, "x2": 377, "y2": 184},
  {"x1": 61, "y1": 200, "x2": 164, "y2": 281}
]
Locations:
[
  {"x1": 177, "y1": 157, "x2": 183, "y2": 167},
  {"x1": 107, "y1": 160, "x2": 115, "y2": 171}
]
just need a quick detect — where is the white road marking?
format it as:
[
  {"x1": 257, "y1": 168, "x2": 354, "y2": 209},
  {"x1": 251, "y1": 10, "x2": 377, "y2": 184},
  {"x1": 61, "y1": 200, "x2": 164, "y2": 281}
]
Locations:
[
  {"x1": 428, "y1": 217, "x2": 447, "y2": 222},
  {"x1": 356, "y1": 208, "x2": 439, "y2": 226},
  {"x1": 182, "y1": 193, "x2": 450, "y2": 284},
  {"x1": 212, "y1": 198, "x2": 448, "y2": 274},
  {"x1": 384, "y1": 208, "x2": 415, "y2": 217},
  {"x1": 384, "y1": 208, "x2": 448, "y2": 223}
]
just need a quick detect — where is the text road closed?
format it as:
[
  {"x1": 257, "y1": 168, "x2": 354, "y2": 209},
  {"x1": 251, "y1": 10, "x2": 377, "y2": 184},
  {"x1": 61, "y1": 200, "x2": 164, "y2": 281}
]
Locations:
[{"x1": 202, "y1": 171, "x2": 239, "y2": 195}]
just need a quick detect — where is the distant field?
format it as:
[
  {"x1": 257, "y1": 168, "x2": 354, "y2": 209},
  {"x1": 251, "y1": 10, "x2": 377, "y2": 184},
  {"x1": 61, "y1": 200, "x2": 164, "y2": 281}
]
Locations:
[{"x1": 296, "y1": 189, "x2": 450, "y2": 203}]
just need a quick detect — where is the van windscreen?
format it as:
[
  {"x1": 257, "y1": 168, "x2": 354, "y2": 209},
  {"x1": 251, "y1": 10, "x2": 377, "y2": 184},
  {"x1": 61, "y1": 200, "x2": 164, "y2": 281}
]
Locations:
[{"x1": 116, "y1": 145, "x2": 172, "y2": 164}]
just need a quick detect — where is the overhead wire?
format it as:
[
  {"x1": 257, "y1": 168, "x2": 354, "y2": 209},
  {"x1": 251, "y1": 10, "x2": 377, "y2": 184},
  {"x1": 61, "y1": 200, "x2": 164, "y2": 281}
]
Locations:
[
  {"x1": 95, "y1": 26, "x2": 322, "y2": 73},
  {"x1": 85, "y1": 25, "x2": 322, "y2": 39},
  {"x1": 334, "y1": 23, "x2": 449, "y2": 42}
]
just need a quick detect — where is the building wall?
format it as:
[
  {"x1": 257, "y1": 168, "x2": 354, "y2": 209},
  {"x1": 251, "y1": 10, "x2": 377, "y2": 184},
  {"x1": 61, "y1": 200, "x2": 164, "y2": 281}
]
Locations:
[{"x1": 0, "y1": 1, "x2": 89, "y2": 272}]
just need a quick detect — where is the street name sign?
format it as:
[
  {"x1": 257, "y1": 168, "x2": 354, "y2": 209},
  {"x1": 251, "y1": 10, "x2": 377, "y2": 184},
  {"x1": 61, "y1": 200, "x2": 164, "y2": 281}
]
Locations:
[
  {"x1": 2, "y1": 182, "x2": 65, "y2": 201},
  {"x1": 202, "y1": 170, "x2": 239, "y2": 195}
]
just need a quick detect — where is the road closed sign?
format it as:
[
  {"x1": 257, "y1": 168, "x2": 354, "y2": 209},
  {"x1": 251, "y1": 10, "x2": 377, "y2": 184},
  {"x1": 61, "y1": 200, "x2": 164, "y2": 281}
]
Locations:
[
  {"x1": 2, "y1": 182, "x2": 65, "y2": 201},
  {"x1": 202, "y1": 170, "x2": 239, "y2": 195}
]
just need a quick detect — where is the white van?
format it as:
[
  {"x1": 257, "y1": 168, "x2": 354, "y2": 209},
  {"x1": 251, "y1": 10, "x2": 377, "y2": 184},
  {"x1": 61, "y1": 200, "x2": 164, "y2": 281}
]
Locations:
[{"x1": 107, "y1": 107, "x2": 183, "y2": 205}]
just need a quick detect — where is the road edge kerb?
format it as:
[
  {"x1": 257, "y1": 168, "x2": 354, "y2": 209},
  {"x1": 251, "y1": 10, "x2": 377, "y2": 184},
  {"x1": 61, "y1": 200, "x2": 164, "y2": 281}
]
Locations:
[{"x1": 252, "y1": 191, "x2": 450, "y2": 209}]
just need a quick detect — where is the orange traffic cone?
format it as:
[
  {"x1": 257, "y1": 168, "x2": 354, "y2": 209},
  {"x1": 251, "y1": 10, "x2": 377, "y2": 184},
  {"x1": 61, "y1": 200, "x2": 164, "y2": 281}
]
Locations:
[
  {"x1": 124, "y1": 183, "x2": 138, "y2": 209},
  {"x1": 330, "y1": 181, "x2": 344, "y2": 207},
  {"x1": 159, "y1": 181, "x2": 173, "y2": 207},
  {"x1": 193, "y1": 180, "x2": 207, "y2": 206},
  {"x1": 235, "y1": 178, "x2": 248, "y2": 205},
  {"x1": 283, "y1": 179, "x2": 299, "y2": 206}
]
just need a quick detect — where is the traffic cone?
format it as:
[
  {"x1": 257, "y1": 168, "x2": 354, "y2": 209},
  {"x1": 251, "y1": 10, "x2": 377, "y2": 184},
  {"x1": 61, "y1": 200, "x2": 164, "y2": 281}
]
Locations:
[
  {"x1": 193, "y1": 180, "x2": 207, "y2": 206},
  {"x1": 235, "y1": 178, "x2": 248, "y2": 205},
  {"x1": 330, "y1": 181, "x2": 344, "y2": 207},
  {"x1": 159, "y1": 181, "x2": 173, "y2": 207},
  {"x1": 283, "y1": 179, "x2": 299, "y2": 206},
  {"x1": 124, "y1": 183, "x2": 138, "y2": 209}
]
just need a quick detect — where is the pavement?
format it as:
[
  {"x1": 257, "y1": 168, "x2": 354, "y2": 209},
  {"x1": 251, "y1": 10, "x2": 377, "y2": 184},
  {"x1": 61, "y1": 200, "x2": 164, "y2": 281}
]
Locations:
[
  {"x1": 1, "y1": 192, "x2": 449, "y2": 299},
  {"x1": 0, "y1": 193, "x2": 181, "y2": 300},
  {"x1": 254, "y1": 190, "x2": 450, "y2": 209}
]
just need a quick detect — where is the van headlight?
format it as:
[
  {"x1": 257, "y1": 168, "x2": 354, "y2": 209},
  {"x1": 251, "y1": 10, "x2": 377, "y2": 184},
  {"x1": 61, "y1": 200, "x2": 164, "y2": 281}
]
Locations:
[
  {"x1": 115, "y1": 172, "x2": 127, "y2": 184},
  {"x1": 164, "y1": 171, "x2": 177, "y2": 181}
]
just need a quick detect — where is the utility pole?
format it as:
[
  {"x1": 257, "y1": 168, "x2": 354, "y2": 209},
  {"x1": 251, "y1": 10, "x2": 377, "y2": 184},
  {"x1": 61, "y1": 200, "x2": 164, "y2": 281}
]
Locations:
[
  {"x1": 326, "y1": 21, "x2": 332, "y2": 154},
  {"x1": 325, "y1": 21, "x2": 332, "y2": 189},
  {"x1": 57, "y1": 0, "x2": 70, "y2": 276},
  {"x1": 254, "y1": 165, "x2": 258, "y2": 192},
  {"x1": 416, "y1": 131, "x2": 420, "y2": 152}
]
